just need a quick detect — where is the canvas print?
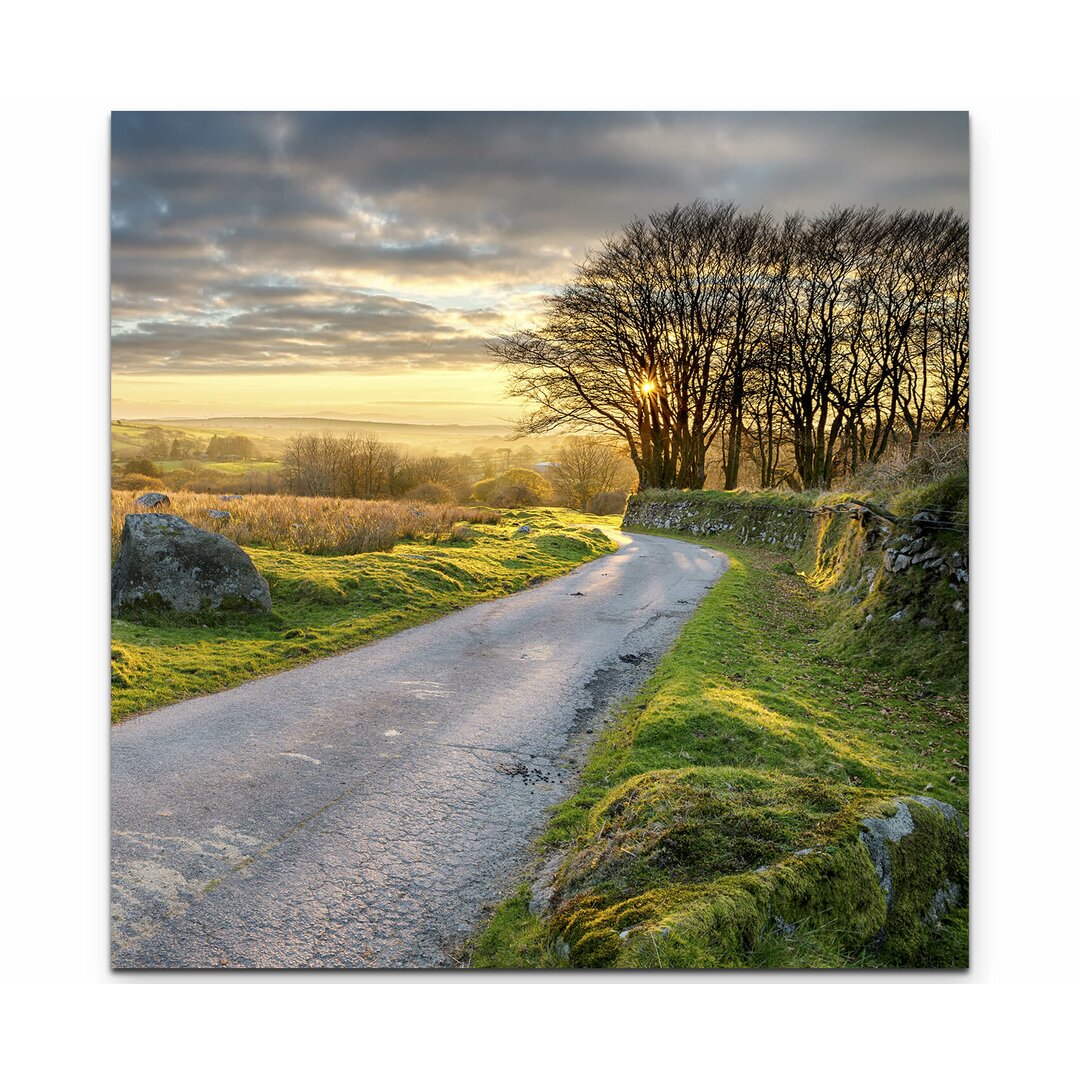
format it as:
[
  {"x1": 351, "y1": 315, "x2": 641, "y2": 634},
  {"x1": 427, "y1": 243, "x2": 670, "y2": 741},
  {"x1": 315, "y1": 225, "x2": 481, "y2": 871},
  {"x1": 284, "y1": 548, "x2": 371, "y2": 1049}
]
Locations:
[{"x1": 111, "y1": 112, "x2": 969, "y2": 969}]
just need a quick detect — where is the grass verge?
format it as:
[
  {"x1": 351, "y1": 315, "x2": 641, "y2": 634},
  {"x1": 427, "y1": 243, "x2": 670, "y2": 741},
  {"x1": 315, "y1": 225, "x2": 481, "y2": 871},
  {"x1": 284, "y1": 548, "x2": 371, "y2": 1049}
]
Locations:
[
  {"x1": 469, "y1": 531, "x2": 968, "y2": 969},
  {"x1": 111, "y1": 507, "x2": 618, "y2": 722}
]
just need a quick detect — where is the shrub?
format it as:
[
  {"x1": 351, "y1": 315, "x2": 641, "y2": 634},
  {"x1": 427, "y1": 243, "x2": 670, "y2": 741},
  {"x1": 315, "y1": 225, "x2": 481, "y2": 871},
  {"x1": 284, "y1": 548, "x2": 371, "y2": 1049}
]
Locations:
[
  {"x1": 113, "y1": 472, "x2": 164, "y2": 492},
  {"x1": 406, "y1": 482, "x2": 454, "y2": 504},
  {"x1": 852, "y1": 431, "x2": 968, "y2": 493},
  {"x1": 124, "y1": 458, "x2": 161, "y2": 478},
  {"x1": 471, "y1": 468, "x2": 553, "y2": 508}
]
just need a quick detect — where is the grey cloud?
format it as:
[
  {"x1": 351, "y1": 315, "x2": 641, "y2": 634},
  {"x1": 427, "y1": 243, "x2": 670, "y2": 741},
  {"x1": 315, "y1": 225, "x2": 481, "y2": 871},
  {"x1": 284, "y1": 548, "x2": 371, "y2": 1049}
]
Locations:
[
  {"x1": 112, "y1": 285, "x2": 493, "y2": 375},
  {"x1": 111, "y1": 112, "x2": 967, "y2": 376}
]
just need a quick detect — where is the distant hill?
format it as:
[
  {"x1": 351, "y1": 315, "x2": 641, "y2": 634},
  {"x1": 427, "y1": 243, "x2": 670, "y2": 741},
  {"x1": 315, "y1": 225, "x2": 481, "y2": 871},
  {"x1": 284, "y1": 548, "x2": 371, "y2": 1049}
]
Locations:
[
  {"x1": 111, "y1": 415, "x2": 556, "y2": 462},
  {"x1": 191, "y1": 415, "x2": 514, "y2": 437}
]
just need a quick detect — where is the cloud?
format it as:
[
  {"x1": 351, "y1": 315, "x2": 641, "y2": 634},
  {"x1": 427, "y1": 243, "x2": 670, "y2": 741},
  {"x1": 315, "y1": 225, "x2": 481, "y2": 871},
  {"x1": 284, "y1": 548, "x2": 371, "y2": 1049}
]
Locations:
[{"x1": 111, "y1": 112, "x2": 968, "y2": 378}]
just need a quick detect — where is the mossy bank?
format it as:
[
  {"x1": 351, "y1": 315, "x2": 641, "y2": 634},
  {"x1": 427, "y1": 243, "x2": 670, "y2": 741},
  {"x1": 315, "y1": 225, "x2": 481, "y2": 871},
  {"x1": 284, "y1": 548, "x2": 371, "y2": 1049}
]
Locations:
[
  {"x1": 470, "y1": 480, "x2": 968, "y2": 969},
  {"x1": 623, "y1": 476, "x2": 969, "y2": 694}
]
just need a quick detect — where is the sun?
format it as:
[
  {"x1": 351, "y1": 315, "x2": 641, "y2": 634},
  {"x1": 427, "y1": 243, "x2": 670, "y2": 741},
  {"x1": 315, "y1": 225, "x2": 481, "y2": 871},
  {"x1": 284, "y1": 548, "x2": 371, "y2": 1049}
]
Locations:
[{"x1": 640, "y1": 380, "x2": 655, "y2": 395}]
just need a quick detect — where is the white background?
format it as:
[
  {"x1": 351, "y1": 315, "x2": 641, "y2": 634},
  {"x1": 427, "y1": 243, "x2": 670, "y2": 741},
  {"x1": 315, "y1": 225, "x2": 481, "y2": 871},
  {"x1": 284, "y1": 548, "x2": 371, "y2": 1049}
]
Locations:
[{"x1": 1, "y1": 1, "x2": 1076, "y2": 1074}]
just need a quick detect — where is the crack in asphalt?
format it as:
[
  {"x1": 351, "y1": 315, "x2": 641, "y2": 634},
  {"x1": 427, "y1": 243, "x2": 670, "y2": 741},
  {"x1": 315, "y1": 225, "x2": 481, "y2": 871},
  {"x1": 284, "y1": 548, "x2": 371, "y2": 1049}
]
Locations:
[{"x1": 111, "y1": 528, "x2": 728, "y2": 969}]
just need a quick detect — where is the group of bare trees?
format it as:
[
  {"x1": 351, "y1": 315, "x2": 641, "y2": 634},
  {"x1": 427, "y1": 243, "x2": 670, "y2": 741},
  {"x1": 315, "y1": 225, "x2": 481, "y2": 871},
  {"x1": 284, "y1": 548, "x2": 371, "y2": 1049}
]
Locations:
[
  {"x1": 493, "y1": 201, "x2": 968, "y2": 491},
  {"x1": 280, "y1": 431, "x2": 636, "y2": 511},
  {"x1": 137, "y1": 427, "x2": 258, "y2": 463},
  {"x1": 282, "y1": 433, "x2": 471, "y2": 499},
  {"x1": 280, "y1": 433, "x2": 553, "y2": 502}
]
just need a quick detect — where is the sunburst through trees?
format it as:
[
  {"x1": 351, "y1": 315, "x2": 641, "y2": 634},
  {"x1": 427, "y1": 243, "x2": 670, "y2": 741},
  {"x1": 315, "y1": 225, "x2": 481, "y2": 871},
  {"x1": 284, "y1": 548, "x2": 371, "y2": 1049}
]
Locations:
[{"x1": 492, "y1": 201, "x2": 968, "y2": 491}]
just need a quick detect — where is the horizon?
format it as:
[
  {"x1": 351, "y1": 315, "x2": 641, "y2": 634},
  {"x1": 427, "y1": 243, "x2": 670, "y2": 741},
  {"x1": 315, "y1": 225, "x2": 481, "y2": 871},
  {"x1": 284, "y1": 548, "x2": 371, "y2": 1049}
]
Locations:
[{"x1": 113, "y1": 409, "x2": 515, "y2": 429}]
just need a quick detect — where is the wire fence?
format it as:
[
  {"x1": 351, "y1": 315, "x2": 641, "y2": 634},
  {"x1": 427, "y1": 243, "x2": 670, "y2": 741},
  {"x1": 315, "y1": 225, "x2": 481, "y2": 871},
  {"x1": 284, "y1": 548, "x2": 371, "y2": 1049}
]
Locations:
[{"x1": 809, "y1": 499, "x2": 969, "y2": 533}]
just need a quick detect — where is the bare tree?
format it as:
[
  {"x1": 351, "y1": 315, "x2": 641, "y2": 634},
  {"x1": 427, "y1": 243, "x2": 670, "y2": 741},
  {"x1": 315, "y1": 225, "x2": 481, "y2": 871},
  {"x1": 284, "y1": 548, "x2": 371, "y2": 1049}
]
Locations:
[
  {"x1": 493, "y1": 202, "x2": 746, "y2": 489},
  {"x1": 549, "y1": 436, "x2": 633, "y2": 511}
]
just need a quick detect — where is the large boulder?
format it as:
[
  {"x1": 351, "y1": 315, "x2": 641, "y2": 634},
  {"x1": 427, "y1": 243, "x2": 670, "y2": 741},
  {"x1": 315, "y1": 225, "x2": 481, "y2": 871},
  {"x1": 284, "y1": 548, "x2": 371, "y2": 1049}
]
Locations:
[{"x1": 112, "y1": 513, "x2": 271, "y2": 615}]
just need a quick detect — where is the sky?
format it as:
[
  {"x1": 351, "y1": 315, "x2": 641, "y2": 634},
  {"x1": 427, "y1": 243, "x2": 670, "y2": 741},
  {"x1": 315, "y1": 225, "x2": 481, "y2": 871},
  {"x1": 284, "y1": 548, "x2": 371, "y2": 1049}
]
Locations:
[{"x1": 111, "y1": 112, "x2": 969, "y2": 423}]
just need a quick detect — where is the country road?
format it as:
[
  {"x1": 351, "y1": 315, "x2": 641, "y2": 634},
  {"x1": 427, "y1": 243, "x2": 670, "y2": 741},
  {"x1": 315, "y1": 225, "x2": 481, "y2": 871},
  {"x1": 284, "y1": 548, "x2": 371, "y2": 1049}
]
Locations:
[{"x1": 111, "y1": 528, "x2": 728, "y2": 969}]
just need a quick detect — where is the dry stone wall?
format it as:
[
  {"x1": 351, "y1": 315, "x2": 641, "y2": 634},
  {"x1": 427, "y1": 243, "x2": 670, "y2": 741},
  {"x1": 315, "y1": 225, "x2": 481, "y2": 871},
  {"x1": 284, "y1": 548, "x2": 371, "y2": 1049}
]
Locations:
[
  {"x1": 623, "y1": 493, "x2": 812, "y2": 552},
  {"x1": 623, "y1": 490, "x2": 969, "y2": 633}
]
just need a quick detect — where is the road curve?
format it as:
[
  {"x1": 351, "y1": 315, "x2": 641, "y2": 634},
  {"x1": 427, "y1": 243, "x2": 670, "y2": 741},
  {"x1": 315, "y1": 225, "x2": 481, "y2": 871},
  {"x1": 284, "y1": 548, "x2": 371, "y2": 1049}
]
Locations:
[{"x1": 111, "y1": 528, "x2": 728, "y2": 968}]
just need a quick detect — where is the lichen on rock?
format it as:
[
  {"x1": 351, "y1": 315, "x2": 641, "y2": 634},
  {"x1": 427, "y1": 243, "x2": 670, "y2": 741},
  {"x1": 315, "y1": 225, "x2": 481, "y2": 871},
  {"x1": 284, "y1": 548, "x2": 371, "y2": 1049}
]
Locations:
[
  {"x1": 536, "y1": 776, "x2": 965, "y2": 968},
  {"x1": 111, "y1": 513, "x2": 271, "y2": 617}
]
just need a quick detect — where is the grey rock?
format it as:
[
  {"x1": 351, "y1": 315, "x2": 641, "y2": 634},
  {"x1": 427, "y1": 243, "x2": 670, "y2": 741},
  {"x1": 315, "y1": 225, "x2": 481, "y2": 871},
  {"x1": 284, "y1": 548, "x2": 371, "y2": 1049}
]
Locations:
[
  {"x1": 134, "y1": 492, "x2": 170, "y2": 509},
  {"x1": 890, "y1": 608, "x2": 908, "y2": 622},
  {"x1": 205, "y1": 509, "x2": 231, "y2": 521},
  {"x1": 859, "y1": 802, "x2": 916, "y2": 903},
  {"x1": 910, "y1": 795, "x2": 962, "y2": 822},
  {"x1": 220, "y1": 494, "x2": 243, "y2": 502},
  {"x1": 111, "y1": 513, "x2": 271, "y2": 615},
  {"x1": 885, "y1": 549, "x2": 912, "y2": 572},
  {"x1": 928, "y1": 882, "x2": 962, "y2": 922},
  {"x1": 515, "y1": 524, "x2": 532, "y2": 535},
  {"x1": 859, "y1": 797, "x2": 963, "y2": 907},
  {"x1": 528, "y1": 850, "x2": 566, "y2": 917}
]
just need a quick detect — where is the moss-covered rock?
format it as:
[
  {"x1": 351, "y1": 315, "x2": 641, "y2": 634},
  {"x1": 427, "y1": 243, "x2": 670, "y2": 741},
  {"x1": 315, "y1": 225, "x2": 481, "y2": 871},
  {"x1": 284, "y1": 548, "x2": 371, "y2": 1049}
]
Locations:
[
  {"x1": 859, "y1": 796, "x2": 968, "y2": 964},
  {"x1": 112, "y1": 513, "x2": 272, "y2": 616},
  {"x1": 539, "y1": 783, "x2": 964, "y2": 969}
]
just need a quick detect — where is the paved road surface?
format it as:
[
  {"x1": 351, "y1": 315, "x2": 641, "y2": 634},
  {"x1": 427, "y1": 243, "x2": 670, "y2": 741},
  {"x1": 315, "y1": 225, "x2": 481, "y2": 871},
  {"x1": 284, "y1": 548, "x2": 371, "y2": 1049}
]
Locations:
[{"x1": 111, "y1": 529, "x2": 727, "y2": 968}]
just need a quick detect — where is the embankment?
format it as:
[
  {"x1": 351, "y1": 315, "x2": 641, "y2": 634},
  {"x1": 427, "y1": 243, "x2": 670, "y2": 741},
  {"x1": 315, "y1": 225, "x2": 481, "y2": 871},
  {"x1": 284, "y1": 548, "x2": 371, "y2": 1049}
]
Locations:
[
  {"x1": 470, "y1": 477, "x2": 969, "y2": 969},
  {"x1": 623, "y1": 476, "x2": 968, "y2": 690}
]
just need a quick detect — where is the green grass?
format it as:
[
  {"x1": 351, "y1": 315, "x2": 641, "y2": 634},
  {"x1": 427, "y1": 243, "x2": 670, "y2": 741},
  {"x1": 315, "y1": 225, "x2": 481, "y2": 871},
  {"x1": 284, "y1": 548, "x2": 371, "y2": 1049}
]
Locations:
[
  {"x1": 111, "y1": 507, "x2": 618, "y2": 722},
  {"x1": 469, "y1": 533, "x2": 968, "y2": 969},
  {"x1": 152, "y1": 459, "x2": 283, "y2": 475}
]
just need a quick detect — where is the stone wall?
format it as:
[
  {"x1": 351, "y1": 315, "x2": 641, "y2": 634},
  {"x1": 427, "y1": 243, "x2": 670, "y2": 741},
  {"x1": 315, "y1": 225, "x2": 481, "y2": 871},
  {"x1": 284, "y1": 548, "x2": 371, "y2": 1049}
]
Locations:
[
  {"x1": 623, "y1": 489, "x2": 969, "y2": 634},
  {"x1": 623, "y1": 492, "x2": 813, "y2": 552}
]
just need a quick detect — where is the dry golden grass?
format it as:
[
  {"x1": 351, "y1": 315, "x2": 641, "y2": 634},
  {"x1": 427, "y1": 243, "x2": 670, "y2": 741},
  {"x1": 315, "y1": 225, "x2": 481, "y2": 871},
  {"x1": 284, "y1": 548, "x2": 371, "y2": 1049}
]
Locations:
[{"x1": 111, "y1": 490, "x2": 500, "y2": 559}]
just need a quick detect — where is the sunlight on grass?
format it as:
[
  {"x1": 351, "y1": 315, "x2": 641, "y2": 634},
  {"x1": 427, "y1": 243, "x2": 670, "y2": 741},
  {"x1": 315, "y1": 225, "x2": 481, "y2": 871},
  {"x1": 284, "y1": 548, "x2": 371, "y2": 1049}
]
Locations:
[
  {"x1": 470, "y1": 534, "x2": 968, "y2": 970},
  {"x1": 111, "y1": 506, "x2": 618, "y2": 721}
]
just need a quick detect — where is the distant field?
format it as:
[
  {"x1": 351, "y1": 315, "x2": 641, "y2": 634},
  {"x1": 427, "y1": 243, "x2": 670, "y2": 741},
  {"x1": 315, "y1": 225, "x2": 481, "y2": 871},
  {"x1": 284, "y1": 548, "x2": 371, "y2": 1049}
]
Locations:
[
  {"x1": 110, "y1": 412, "x2": 557, "y2": 460},
  {"x1": 111, "y1": 415, "x2": 564, "y2": 460},
  {"x1": 111, "y1": 489, "x2": 501, "y2": 559},
  {"x1": 153, "y1": 459, "x2": 283, "y2": 475}
]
